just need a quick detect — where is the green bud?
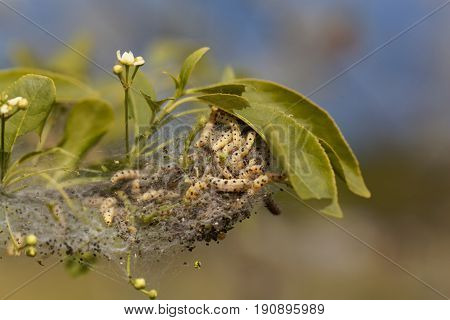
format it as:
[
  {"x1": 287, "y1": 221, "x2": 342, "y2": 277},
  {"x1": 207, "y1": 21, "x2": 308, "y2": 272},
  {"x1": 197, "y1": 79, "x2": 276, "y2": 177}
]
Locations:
[
  {"x1": 132, "y1": 278, "x2": 146, "y2": 290},
  {"x1": 26, "y1": 246, "x2": 37, "y2": 257},
  {"x1": 25, "y1": 234, "x2": 38, "y2": 246},
  {"x1": 147, "y1": 289, "x2": 158, "y2": 300},
  {"x1": 113, "y1": 64, "x2": 123, "y2": 75}
]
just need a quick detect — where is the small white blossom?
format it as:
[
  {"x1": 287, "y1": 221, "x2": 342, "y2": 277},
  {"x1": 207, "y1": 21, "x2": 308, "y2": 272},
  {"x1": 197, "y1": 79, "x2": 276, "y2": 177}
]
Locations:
[
  {"x1": 134, "y1": 56, "x2": 145, "y2": 66},
  {"x1": 7, "y1": 96, "x2": 28, "y2": 110},
  {"x1": 0, "y1": 104, "x2": 11, "y2": 115},
  {"x1": 116, "y1": 50, "x2": 135, "y2": 66},
  {"x1": 7, "y1": 96, "x2": 23, "y2": 106}
]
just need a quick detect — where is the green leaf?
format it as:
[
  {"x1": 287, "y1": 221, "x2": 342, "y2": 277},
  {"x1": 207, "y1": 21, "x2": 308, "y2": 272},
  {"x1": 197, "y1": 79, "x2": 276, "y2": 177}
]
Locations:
[
  {"x1": 3, "y1": 74, "x2": 56, "y2": 153},
  {"x1": 195, "y1": 79, "x2": 370, "y2": 199},
  {"x1": 0, "y1": 68, "x2": 98, "y2": 103},
  {"x1": 190, "y1": 82, "x2": 246, "y2": 95},
  {"x1": 196, "y1": 93, "x2": 342, "y2": 217},
  {"x1": 265, "y1": 121, "x2": 342, "y2": 217},
  {"x1": 129, "y1": 72, "x2": 156, "y2": 131},
  {"x1": 177, "y1": 47, "x2": 210, "y2": 95},
  {"x1": 56, "y1": 99, "x2": 114, "y2": 170},
  {"x1": 141, "y1": 92, "x2": 172, "y2": 122}
]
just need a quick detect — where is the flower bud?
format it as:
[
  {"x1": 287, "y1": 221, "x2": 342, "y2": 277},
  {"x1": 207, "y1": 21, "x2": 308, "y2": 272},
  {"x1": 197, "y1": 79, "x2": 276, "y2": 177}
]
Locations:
[
  {"x1": 25, "y1": 234, "x2": 38, "y2": 246},
  {"x1": 26, "y1": 246, "x2": 37, "y2": 257},
  {"x1": 113, "y1": 64, "x2": 123, "y2": 75},
  {"x1": 147, "y1": 289, "x2": 157, "y2": 300},
  {"x1": 134, "y1": 56, "x2": 145, "y2": 66},
  {"x1": 132, "y1": 278, "x2": 146, "y2": 290},
  {"x1": 18, "y1": 98, "x2": 29, "y2": 109}
]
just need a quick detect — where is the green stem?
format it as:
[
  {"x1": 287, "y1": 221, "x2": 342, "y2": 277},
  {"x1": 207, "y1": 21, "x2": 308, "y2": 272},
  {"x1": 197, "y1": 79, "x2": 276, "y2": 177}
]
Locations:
[
  {"x1": 124, "y1": 66, "x2": 130, "y2": 161},
  {"x1": 1, "y1": 116, "x2": 5, "y2": 182},
  {"x1": 154, "y1": 96, "x2": 199, "y2": 124},
  {"x1": 126, "y1": 251, "x2": 132, "y2": 278},
  {"x1": 124, "y1": 87, "x2": 130, "y2": 158}
]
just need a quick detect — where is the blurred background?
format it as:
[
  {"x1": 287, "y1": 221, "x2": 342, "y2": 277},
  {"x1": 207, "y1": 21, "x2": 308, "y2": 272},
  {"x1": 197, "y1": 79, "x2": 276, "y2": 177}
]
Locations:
[{"x1": 0, "y1": 0, "x2": 449, "y2": 299}]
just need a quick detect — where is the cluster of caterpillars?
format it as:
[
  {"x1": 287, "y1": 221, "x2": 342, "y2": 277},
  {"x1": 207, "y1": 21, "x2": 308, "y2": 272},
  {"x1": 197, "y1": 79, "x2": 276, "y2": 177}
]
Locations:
[
  {"x1": 186, "y1": 106, "x2": 284, "y2": 204},
  {"x1": 85, "y1": 165, "x2": 181, "y2": 228},
  {"x1": 85, "y1": 107, "x2": 284, "y2": 234}
]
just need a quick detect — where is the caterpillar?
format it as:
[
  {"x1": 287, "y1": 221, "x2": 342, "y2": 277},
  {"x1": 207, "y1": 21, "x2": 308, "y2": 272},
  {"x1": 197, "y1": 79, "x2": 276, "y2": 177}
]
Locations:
[
  {"x1": 238, "y1": 164, "x2": 263, "y2": 179},
  {"x1": 100, "y1": 197, "x2": 118, "y2": 226},
  {"x1": 267, "y1": 172, "x2": 286, "y2": 182},
  {"x1": 209, "y1": 177, "x2": 251, "y2": 192},
  {"x1": 231, "y1": 131, "x2": 256, "y2": 164},
  {"x1": 102, "y1": 207, "x2": 116, "y2": 226},
  {"x1": 230, "y1": 121, "x2": 242, "y2": 147},
  {"x1": 216, "y1": 112, "x2": 242, "y2": 147},
  {"x1": 215, "y1": 111, "x2": 234, "y2": 124},
  {"x1": 247, "y1": 174, "x2": 271, "y2": 195},
  {"x1": 220, "y1": 166, "x2": 234, "y2": 179},
  {"x1": 221, "y1": 142, "x2": 235, "y2": 156},
  {"x1": 111, "y1": 170, "x2": 140, "y2": 185},
  {"x1": 212, "y1": 130, "x2": 233, "y2": 151},
  {"x1": 184, "y1": 181, "x2": 209, "y2": 200},
  {"x1": 130, "y1": 179, "x2": 141, "y2": 196},
  {"x1": 195, "y1": 107, "x2": 218, "y2": 148},
  {"x1": 138, "y1": 189, "x2": 179, "y2": 202},
  {"x1": 212, "y1": 154, "x2": 233, "y2": 179}
]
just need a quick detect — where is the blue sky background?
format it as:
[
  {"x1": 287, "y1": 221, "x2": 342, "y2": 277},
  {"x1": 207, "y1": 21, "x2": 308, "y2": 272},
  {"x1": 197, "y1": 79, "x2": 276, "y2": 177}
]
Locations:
[{"x1": 0, "y1": 0, "x2": 448, "y2": 157}]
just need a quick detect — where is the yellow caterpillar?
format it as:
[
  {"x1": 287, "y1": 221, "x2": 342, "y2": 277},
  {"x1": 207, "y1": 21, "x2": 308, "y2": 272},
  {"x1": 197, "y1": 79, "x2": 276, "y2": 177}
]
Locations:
[
  {"x1": 229, "y1": 121, "x2": 242, "y2": 147},
  {"x1": 231, "y1": 131, "x2": 256, "y2": 164},
  {"x1": 216, "y1": 111, "x2": 242, "y2": 148},
  {"x1": 215, "y1": 111, "x2": 235, "y2": 124},
  {"x1": 238, "y1": 164, "x2": 263, "y2": 179},
  {"x1": 221, "y1": 142, "x2": 235, "y2": 156},
  {"x1": 212, "y1": 130, "x2": 233, "y2": 151},
  {"x1": 100, "y1": 197, "x2": 118, "y2": 226},
  {"x1": 111, "y1": 170, "x2": 140, "y2": 185},
  {"x1": 195, "y1": 107, "x2": 218, "y2": 148},
  {"x1": 130, "y1": 179, "x2": 141, "y2": 196},
  {"x1": 209, "y1": 177, "x2": 251, "y2": 192},
  {"x1": 247, "y1": 174, "x2": 278, "y2": 195},
  {"x1": 138, "y1": 189, "x2": 179, "y2": 202},
  {"x1": 184, "y1": 181, "x2": 209, "y2": 200},
  {"x1": 212, "y1": 154, "x2": 233, "y2": 179}
]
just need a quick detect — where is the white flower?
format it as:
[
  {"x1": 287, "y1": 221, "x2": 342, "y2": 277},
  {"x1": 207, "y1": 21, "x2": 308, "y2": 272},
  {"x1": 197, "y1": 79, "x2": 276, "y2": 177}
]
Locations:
[
  {"x1": 7, "y1": 96, "x2": 23, "y2": 106},
  {"x1": 134, "y1": 56, "x2": 145, "y2": 66},
  {"x1": 0, "y1": 104, "x2": 11, "y2": 115},
  {"x1": 116, "y1": 50, "x2": 135, "y2": 66},
  {"x1": 7, "y1": 96, "x2": 28, "y2": 110}
]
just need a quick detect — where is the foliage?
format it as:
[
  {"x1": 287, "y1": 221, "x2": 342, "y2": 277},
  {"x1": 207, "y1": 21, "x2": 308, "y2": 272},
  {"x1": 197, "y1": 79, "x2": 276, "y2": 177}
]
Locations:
[{"x1": 0, "y1": 45, "x2": 370, "y2": 296}]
